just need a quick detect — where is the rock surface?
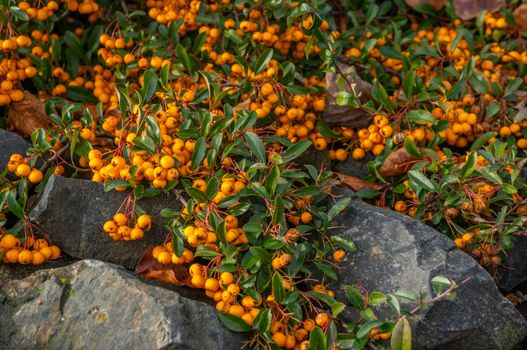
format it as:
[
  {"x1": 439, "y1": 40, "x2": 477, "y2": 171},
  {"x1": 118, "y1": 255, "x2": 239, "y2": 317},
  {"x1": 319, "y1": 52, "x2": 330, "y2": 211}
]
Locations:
[
  {"x1": 29, "y1": 175, "x2": 182, "y2": 269},
  {"x1": 333, "y1": 153, "x2": 374, "y2": 178},
  {"x1": 297, "y1": 146, "x2": 332, "y2": 170},
  {"x1": 0, "y1": 128, "x2": 30, "y2": 172},
  {"x1": 500, "y1": 236, "x2": 527, "y2": 291},
  {"x1": 329, "y1": 188, "x2": 527, "y2": 350},
  {"x1": 0, "y1": 259, "x2": 244, "y2": 350}
]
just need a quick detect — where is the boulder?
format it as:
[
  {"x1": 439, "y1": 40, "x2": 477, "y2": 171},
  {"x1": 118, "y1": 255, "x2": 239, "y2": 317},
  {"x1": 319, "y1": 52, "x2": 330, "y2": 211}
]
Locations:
[
  {"x1": 0, "y1": 128, "x2": 30, "y2": 172},
  {"x1": 0, "y1": 259, "x2": 244, "y2": 350},
  {"x1": 333, "y1": 153, "x2": 374, "y2": 178},
  {"x1": 296, "y1": 146, "x2": 332, "y2": 170},
  {"x1": 328, "y1": 188, "x2": 527, "y2": 350},
  {"x1": 28, "y1": 175, "x2": 182, "y2": 269},
  {"x1": 500, "y1": 236, "x2": 527, "y2": 291}
]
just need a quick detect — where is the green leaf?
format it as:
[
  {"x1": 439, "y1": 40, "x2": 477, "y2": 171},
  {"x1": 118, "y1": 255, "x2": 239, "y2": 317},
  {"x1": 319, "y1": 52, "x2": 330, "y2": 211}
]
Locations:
[
  {"x1": 431, "y1": 276, "x2": 451, "y2": 294},
  {"x1": 141, "y1": 69, "x2": 158, "y2": 104},
  {"x1": 103, "y1": 180, "x2": 130, "y2": 192},
  {"x1": 450, "y1": 30, "x2": 464, "y2": 55},
  {"x1": 470, "y1": 132, "x2": 497, "y2": 151},
  {"x1": 272, "y1": 272, "x2": 286, "y2": 303},
  {"x1": 9, "y1": 6, "x2": 29, "y2": 21},
  {"x1": 408, "y1": 170, "x2": 435, "y2": 192},
  {"x1": 218, "y1": 313, "x2": 251, "y2": 332},
  {"x1": 406, "y1": 110, "x2": 437, "y2": 125},
  {"x1": 6, "y1": 191, "x2": 24, "y2": 219},
  {"x1": 186, "y1": 187, "x2": 208, "y2": 203},
  {"x1": 368, "y1": 291, "x2": 387, "y2": 305},
  {"x1": 460, "y1": 151, "x2": 477, "y2": 178},
  {"x1": 66, "y1": 86, "x2": 98, "y2": 104},
  {"x1": 486, "y1": 102, "x2": 500, "y2": 118},
  {"x1": 372, "y1": 80, "x2": 394, "y2": 113},
  {"x1": 252, "y1": 309, "x2": 272, "y2": 333},
  {"x1": 404, "y1": 138, "x2": 423, "y2": 159},
  {"x1": 272, "y1": 196, "x2": 284, "y2": 226},
  {"x1": 391, "y1": 317, "x2": 412, "y2": 350},
  {"x1": 403, "y1": 71, "x2": 416, "y2": 98},
  {"x1": 357, "y1": 320, "x2": 385, "y2": 338},
  {"x1": 317, "y1": 121, "x2": 343, "y2": 139},
  {"x1": 331, "y1": 302, "x2": 346, "y2": 318},
  {"x1": 133, "y1": 135, "x2": 156, "y2": 154},
  {"x1": 253, "y1": 48, "x2": 273, "y2": 75},
  {"x1": 315, "y1": 262, "x2": 338, "y2": 281},
  {"x1": 330, "y1": 236, "x2": 357, "y2": 252},
  {"x1": 282, "y1": 140, "x2": 311, "y2": 163},
  {"x1": 191, "y1": 137, "x2": 206, "y2": 170},
  {"x1": 308, "y1": 327, "x2": 326, "y2": 350},
  {"x1": 344, "y1": 285, "x2": 365, "y2": 310},
  {"x1": 365, "y1": 4, "x2": 379, "y2": 24},
  {"x1": 216, "y1": 221, "x2": 227, "y2": 247},
  {"x1": 266, "y1": 166, "x2": 280, "y2": 194},
  {"x1": 206, "y1": 177, "x2": 219, "y2": 201},
  {"x1": 176, "y1": 44, "x2": 194, "y2": 73},
  {"x1": 328, "y1": 198, "x2": 351, "y2": 222},
  {"x1": 244, "y1": 132, "x2": 266, "y2": 163},
  {"x1": 146, "y1": 115, "x2": 161, "y2": 144}
]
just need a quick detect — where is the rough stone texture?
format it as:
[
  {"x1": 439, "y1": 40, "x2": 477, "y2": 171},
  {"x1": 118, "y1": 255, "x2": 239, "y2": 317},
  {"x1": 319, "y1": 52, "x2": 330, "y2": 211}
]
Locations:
[
  {"x1": 0, "y1": 128, "x2": 30, "y2": 172},
  {"x1": 28, "y1": 175, "x2": 182, "y2": 269},
  {"x1": 500, "y1": 236, "x2": 527, "y2": 291},
  {"x1": 296, "y1": 146, "x2": 332, "y2": 170},
  {"x1": 0, "y1": 260, "x2": 244, "y2": 350},
  {"x1": 329, "y1": 188, "x2": 527, "y2": 350},
  {"x1": 333, "y1": 153, "x2": 374, "y2": 178}
]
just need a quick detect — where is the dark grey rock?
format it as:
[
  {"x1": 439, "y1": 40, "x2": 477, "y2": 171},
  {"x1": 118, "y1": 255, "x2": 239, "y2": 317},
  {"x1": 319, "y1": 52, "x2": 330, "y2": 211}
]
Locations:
[
  {"x1": 28, "y1": 175, "x2": 181, "y2": 269},
  {"x1": 296, "y1": 146, "x2": 332, "y2": 169},
  {"x1": 328, "y1": 188, "x2": 527, "y2": 350},
  {"x1": 0, "y1": 259, "x2": 244, "y2": 350},
  {"x1": 0, "y1": 128, "x2": 30, "y2": 172},
  {"x1": 500, "y1": 236, "x2": 527, "y2": 291},
  {"x1": 332, "y1": 153, "x2": 374, "y2": 178}
]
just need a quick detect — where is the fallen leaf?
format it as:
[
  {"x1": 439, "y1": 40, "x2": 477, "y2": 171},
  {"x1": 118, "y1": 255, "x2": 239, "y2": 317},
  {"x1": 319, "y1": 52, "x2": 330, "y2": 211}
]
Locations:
[
  {"x1": 135, "y1": 247, "x2": 190, "y2": 285},
  {"x1": 7, "y1": 91, "x2": 50, "y2": 137},
  {"x1": 513, "y1": 4, "x2": 527, "y2": 31},
  {"x1": 324, "y1": 63, "x2": 372, "y2": 128},
  {"x1": 406, "y1": 0, "x2": 446, "y2": 10},
  {"x1": 336, "y1": 172, "x2": 383, "y2": 192},
  {"x1": 379, "y1": 148, "x2": 419, "y2": 177},
  {"x1": 233, "y1": 98, "x2": 251, "y2": 112},
  {"x1": 453, "y1": 0, "x2": 506, "y2": 20}
]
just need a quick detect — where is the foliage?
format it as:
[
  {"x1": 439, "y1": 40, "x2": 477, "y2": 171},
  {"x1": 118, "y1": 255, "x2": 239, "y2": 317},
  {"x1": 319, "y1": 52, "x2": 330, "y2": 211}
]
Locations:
[{"x1": 0, "y1": 0, "x2": 481, "y2": 349}]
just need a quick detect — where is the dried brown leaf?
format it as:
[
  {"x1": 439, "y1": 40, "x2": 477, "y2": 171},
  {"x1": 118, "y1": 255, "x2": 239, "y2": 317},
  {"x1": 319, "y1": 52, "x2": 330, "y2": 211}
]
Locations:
[
  {"x1": 406, "y1": 0, "x2": 446, "y2": 10},
  {"x1": 7, "y1": 91, "x2": 49, "y2": 137},
  {"x1": 378, "y1": 148, "x2": 419, "y2": 177},
  {"x1": 324, "y1": 63, "x2": 372, "y2": 128},
  {"x1": 233, "y1": 98, "x2": 251, "y2": 112},
  {"x1": 135, "y1": 247, "x2": 190, "y2": 285},
  {"x1": 513, "y1": 4, "x2": 527, "y2": 31},
  {"x1": 336, "y1": 172, "x2": 383, "y2": 192},
  {"x1": 453, "y1": 0, "x2": 506, "y2": 20}
]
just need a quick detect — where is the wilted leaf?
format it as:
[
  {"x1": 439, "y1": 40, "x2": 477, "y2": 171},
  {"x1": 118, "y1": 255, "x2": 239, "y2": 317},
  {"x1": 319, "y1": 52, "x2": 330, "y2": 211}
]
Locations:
[
  {"x1": 135, "y1": 247, "x2": 190, "y2": 285},
  {"x1": 336, "y1": 172, "x2": 383, "y2": 192},
  {"x1": 406, "y1": 0, "x2": 446, "y2": 10},
  {"x1": 233, "y1": 98, "x2": 251, "y2": 112},
  {"x1": 324, "y1": 63, "x2": 372, "y2": 128},
  {"x1": 379, "y1": 148, "x2": 419, "y2": 177},
  {"x1": 7, "y1": 91, "x2": 50, "y2": 136},
  {"x1": 513, "y1": 4, "x2": 527, "y2": 31},
  {"x1": 453, "y1": 0, "x2": 505, "y2": 20}
]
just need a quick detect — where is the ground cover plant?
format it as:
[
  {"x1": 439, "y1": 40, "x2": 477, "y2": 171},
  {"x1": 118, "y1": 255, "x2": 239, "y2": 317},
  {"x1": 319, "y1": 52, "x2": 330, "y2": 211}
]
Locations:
[{"x1": 0, "y1": 0, "x2": 526, "y2": 349}]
